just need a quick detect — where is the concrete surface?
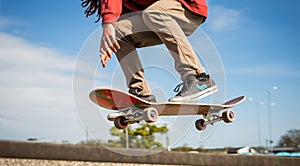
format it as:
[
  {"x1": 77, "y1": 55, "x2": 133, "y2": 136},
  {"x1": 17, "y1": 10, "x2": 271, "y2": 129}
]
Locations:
[
  {"x1": 0, "y1": 141, "x2": 299, "y2": 166},
  {"x1": 0, "y1": 158, "x2": 175, "y2": 166}
]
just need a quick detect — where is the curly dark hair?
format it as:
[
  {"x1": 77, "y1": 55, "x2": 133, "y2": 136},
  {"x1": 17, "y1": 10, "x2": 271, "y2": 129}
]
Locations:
[{"x1": 81, "y1": 0, "x2": 101, "y2": 23}]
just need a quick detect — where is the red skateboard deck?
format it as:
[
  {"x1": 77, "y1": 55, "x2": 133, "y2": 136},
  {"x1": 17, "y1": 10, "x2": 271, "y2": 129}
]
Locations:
[
  {"x1": 89, "y1": 88, "x2": 245, "y2": 116},
  {"x1": 89, "y1": 88, "x2": 245, "y2": 130}
]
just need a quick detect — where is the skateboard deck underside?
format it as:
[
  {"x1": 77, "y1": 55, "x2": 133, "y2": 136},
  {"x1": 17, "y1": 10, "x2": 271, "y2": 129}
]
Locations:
[{"x1": 89, "y1": 88, "x2": 246, "y2": 116}]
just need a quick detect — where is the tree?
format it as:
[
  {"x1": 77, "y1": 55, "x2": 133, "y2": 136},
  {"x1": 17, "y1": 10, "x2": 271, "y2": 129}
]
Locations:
[
  {"x1": 108, "y1": 123, "x2": 168, "y2": 149},
  {"x1": 277, "y1": 129, "x2": 300, "y2": 150},
  {"x1": 27, "y1": 138, "x2": 38, "y2": 141}
]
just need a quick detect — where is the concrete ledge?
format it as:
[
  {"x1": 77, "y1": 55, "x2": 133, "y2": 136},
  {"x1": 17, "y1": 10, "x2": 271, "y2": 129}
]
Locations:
[{"x1": 0, "y1": 141, "x2": 299, "y2": 165}]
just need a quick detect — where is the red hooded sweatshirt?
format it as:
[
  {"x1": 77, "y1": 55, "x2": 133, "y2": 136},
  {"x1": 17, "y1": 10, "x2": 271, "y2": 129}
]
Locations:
[{"x1": 101, "y1": 0, "x2": 208, "y2": 24}]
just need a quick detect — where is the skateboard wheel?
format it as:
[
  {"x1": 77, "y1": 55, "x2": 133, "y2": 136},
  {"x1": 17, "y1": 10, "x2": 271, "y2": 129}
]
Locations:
[
  {"x1": 144, "y1": 108, "x2": 158, "y2": 123},
  {"x1": 222, "y1": 110, "x2": 235, "y2": 123},
  {"x1": 195, "y1": 119, "x2": 206, "y2": 131},
  {"x1": 114, "y1": 116, "x2": 129, "y2": 129}
]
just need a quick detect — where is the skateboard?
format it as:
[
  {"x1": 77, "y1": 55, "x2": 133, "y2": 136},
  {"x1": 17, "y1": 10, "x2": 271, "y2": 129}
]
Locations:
[{"x1": 89, "y1": 88, "x2": 246, "y2": 131}]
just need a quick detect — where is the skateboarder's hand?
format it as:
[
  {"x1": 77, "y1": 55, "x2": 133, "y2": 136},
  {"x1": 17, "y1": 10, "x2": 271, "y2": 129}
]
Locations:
[{"x1": 100, "y1": 23, "x2": 120, "y2": 68}]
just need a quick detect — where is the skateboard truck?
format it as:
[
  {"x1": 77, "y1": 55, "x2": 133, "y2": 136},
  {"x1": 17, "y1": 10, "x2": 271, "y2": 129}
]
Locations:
[
  {"x1": 195, "y1": 110, "x2": 235, "y2": 131},
  {"x1": 108, "y1": 107, "x2": 159, "y2": 129}
]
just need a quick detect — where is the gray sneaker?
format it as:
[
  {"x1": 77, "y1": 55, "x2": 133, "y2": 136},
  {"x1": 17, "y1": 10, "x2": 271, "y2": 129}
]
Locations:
[
  {"x1": 168, "y1": 74, "x2": 218, "y2": 102},
  {"x1": 129, "y1": 88, "x2": 157, "y2": 102}
]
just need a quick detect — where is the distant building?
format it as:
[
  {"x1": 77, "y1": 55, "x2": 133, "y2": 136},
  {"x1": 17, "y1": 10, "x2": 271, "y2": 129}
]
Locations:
[
  {"x1": 272, "y1": 147, "x2": 297, "y2": 153},
  {"x1": 227, "y1": 146, "x2": 257, "y2": 155}
]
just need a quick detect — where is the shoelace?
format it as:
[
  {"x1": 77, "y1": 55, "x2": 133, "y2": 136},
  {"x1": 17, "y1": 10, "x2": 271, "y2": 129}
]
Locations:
[{"x1": 173, "y1": 83, "x2": 184, "y2": 92}]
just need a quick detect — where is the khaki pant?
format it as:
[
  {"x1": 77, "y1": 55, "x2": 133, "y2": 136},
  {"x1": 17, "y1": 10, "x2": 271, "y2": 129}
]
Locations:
[{"x1": 115, "y1": 0, "x2": 206, "y2": 96}]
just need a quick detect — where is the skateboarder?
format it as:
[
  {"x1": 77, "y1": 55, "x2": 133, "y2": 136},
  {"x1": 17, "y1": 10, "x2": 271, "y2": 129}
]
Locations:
[{"x1": 82, "y1": 0, "x2": 218, "y2": 102}]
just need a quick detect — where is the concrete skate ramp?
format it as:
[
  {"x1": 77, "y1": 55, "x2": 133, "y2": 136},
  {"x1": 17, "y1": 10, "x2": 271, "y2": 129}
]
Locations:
[{"x1": 0, "y1": 141, "x2": 299, "y2": 165}]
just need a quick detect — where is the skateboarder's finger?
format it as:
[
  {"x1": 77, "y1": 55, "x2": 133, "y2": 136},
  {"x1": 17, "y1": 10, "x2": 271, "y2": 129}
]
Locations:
[
  {"x1": 104, "y1": 37, "x2": 117, "y2": 53},
  {"x1": 112, "y1": 42, "x2": 120, "y2": 50},
  {"x1": 101, "y1": 59, "x2": 106, "y2": 68},
  {"x1": 100, "y1": 48, "x2": 109, "y2": 68},
  {"x1": 105, "y1": 48, "x2": 113, "y2": 59},
  {"x1": 109, "y1": 45, "x2": 118, "y2": 53},
  {"x1": 101, "y1": 55, "x2": 111, "y2": 68},
  {"x1": 109, "y1": 36, "x2": 120, "y2": 51},
  {"x1": 107, "y1": 40, "x2": 119, "y2": 53},
  {"x1": 100, "y1": 57, "x2": 106, "y2": 68},
  {"x1": 101, "y1": 46, "x2": 111, "y2": 56},
  {"x1": 100, "y1": 56, "x2": 106, "y2": 68},
  {"x1": 103, "y1": 57, "x2": 108, "y2": 68}
]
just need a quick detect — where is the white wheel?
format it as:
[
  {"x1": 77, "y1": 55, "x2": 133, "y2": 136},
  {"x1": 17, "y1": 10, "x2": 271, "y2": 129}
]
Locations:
[
  {"x1": 222, "y1": 110, "x2": 235, "y2": 123},
  {"x1": 114, "y1": 116, "x2": 129, "y2": 129},
  {"x1": 144, "y1": 107, "x2": 159, "y2": 123},
  {"x1": 195, "y1": 119, "x2": 207, "y2": 131}
]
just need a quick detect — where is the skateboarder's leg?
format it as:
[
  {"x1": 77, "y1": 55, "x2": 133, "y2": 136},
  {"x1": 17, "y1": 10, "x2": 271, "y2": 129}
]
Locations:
[
  {"x1": 142, "y1": 0, "x2": 217, "y2": 102},
  {"x1": 142, "y1": 0, "x2": 206, "y2": 80},
  {"x1": 115, "y1": 13, "x2": 162, "y2": 99}
]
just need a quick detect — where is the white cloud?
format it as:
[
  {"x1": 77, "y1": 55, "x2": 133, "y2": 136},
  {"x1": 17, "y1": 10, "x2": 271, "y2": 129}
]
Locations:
[
  {"x1": 0, "y1": 31, "x2": 125, "y2": 143},
  {"x1": 0, "y1": 32, "x2": 74, "y2": 104},
  {"x1": 0, "y1": 17, "x2": 16, "y2": 28},
  {"x1": 0, "y1": 32, "x2": 86, "y2": 142},
  {"x1": 0, "y1": 16, "x2": 29, "y2": 36},
  {"x1": 207, "y1": 6, "x2": 241, "y2": 32}
]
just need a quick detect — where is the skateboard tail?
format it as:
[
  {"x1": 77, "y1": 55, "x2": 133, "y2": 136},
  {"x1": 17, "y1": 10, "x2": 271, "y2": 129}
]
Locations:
[
  {"x1": 89, "y1": 88, "x2": 151, "y2": 110},
  {"x1": 89, "y1": 90, "x2": 119, "y2": 110}
]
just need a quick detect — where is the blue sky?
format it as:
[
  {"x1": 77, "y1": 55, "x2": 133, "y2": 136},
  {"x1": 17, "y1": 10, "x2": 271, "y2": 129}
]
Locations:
[{"x1": 0, "y1": 0, "x2": 299, "y2": 150}]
